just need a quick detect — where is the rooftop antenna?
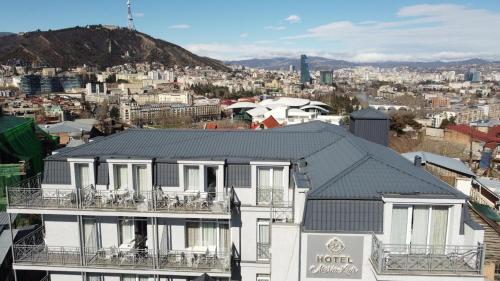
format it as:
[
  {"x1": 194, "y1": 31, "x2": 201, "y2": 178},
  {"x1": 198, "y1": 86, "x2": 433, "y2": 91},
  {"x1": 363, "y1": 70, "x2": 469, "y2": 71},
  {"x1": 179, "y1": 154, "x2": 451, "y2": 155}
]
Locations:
[{"x1": 127, "y1": 0, "x2": 135, "y2": 30}]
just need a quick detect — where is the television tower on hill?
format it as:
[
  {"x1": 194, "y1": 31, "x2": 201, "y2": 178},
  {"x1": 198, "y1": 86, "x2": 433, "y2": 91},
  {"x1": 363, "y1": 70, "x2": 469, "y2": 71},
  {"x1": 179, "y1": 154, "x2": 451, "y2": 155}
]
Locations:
[{"x1": 127, "y1": 0, "x2": 135, "y2": 30}]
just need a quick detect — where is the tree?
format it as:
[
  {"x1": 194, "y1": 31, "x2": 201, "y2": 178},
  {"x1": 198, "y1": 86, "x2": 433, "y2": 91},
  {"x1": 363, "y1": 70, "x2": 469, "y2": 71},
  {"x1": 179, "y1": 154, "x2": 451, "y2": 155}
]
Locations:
[
  {"x1": 439, "y1": 116, "x2": 456, "y2": 129},
  {"x1": 105, "y1": 74, "x2": 116, "y2": 83},
  {"x1": 390, "y1": 112, "x2": 422, "y2": 135},
  {"x1": 110, "y1": 107, "x2": 120, "y2": 120}
]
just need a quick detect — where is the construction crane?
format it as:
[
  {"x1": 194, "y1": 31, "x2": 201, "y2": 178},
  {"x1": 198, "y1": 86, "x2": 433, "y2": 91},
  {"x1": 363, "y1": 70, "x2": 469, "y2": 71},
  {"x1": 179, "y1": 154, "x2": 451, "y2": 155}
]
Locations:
[{"x1": 127, "y1": 0, "x2": 135, "y2": 30}]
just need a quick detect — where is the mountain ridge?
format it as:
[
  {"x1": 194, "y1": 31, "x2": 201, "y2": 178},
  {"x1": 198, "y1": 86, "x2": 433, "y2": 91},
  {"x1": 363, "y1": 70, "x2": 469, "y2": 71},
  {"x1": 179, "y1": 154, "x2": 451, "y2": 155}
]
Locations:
[
  {"x1": 0, "y1": 26, "x2": 228, "y2": 71},
  {"x1": 226, "y1": 56, "x2": 497, "y2": 70}
]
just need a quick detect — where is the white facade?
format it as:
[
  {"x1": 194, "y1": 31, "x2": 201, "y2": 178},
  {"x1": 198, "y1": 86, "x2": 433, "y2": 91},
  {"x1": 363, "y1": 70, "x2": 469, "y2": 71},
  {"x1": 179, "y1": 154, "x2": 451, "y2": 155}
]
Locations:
[{"x1": 6, "y1": 126, "x2": 486, "y2": 281}]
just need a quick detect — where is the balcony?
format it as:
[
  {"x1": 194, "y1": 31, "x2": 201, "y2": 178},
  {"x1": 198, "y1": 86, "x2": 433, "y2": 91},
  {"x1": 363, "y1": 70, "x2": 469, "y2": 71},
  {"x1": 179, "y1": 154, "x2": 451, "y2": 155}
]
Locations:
[
  {"x1": 370, "y1": 235, "x2": 484, "y2": 276},
  {"x1": 6, "y1": 175, "x2": 232, "y2": 215},
  {"x1": 13, "y1": 228, "x2": 232, "y2": 274}
]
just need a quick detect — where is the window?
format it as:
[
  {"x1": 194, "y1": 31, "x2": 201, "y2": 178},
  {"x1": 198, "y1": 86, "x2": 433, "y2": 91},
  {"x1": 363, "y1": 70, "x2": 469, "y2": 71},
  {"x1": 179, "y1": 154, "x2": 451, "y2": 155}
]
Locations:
[
  {"x1": 390, "y1": 205, "x2": 449, "y2": 250},
  {"x1": 133, "y1": 164, "x2": 148, "y2": 194},
  {"x1": 86, "y1": 274, "x2": 102, "y2": 281},
  {"x1": 114, "y1": 164, "x2": 128, "y2": 190},
  {"x1": 184, "y1": 166, "x2": 200, "y2": 191},
  {"x1": 257, "y1": 219, "x2": 270, "y2": 260},
  {"x1": 257, "y1": 167, "x2": 284, "y2": 204},
  {"x1": 186, "y1": 220, "x2": 229, "y2": 253},
  {"x1": 257, "y1": 274, "x2": 270, "y2": 281},
  {"x1": 118, "y1": 217, "x2": 147, "y2": 248},
  {"x1": 75, "y1": 163, "x2": 90, "y2": 188},
  {"x1": 83, "y1": 217, "x2": 97, "y2": 251}
]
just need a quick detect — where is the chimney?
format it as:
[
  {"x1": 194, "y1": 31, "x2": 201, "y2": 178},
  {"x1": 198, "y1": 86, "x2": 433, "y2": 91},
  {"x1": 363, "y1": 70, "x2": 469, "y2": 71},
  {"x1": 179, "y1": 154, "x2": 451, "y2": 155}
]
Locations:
[
  {"x1": 349, "y1": 108, "x2": 390, "y2": 146},
  {"x1": 414, "y1": 155, "x2": 422, "y2": 166}
]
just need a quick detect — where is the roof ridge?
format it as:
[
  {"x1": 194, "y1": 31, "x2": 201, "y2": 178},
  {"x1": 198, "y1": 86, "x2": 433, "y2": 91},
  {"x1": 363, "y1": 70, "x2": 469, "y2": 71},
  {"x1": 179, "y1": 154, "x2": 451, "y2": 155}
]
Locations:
[
  {"x1": 300, "y1": 131, "x2": 352, "y2": 160},
  {"x1": 308, "y1": 154, "x2": 372, "y2": 198}
]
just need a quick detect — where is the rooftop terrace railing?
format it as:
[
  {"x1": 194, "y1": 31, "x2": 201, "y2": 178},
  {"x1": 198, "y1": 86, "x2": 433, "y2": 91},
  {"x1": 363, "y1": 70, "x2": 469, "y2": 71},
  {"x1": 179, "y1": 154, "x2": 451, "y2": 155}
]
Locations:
[
  {"x1": 6, "y1": 177, "x2": 231, "y2": 215},
  {"x1": 370, "y1": 234, "x2": 484, "y2": 275}
]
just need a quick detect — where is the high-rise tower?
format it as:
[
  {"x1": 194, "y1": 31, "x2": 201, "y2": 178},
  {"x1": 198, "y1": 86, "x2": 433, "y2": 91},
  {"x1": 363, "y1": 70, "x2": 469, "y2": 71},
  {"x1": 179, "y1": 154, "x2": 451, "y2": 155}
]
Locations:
[
  {"x1": 127, "y1": 0, "x2": 135, "y2": 30},
  {"x1": 300, "y1": 54, "x2": 311, "y2": 84}
]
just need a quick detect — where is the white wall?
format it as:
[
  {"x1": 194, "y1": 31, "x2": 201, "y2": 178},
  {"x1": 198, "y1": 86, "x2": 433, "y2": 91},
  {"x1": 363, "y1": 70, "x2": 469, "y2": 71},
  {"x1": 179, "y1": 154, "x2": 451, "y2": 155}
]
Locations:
[
  {"x1": 456, "y1": 178, "x2": 473, "y2": 196},
  {"x1": 44, "y1": 215, "x2": 80, "y2": 247},
  {"x1": 50, "y1": 272, "x2": 82, "y2": 281},
  {"x1": 271, "y1": 224, "x2": 300, "y2": 281},
  {"x1": 99, "y1": 216, "x2": 119, "y2": 248}
]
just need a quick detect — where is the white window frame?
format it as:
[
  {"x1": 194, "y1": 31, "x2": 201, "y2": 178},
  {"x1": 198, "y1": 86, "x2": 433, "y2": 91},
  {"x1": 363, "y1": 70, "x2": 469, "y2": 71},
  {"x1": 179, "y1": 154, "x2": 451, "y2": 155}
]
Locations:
[
  {"x1": 106, "y1": 159, "x2": 152, "y2": 192},
  {"x1": 257, "y1": 219, "x2": 270, "y2": 261},
  {"x1": 185, "y1": 219, "x2": 230, "y2": 254},
  {"x1": 67, "y1": 158, "x2": 96, "y2": 189},
  {"x1": 392, "y1": 204, "x2": 451, "y2": 247},
  {"x1": 254, "y1": 165, "x2": 288, "y2": 204},
  {"x1": 177, "y1": 160, "x2": 225, "y2": 193},
  {"x1": 257, "y1": 274, "x2": 270, "y2": 281}
]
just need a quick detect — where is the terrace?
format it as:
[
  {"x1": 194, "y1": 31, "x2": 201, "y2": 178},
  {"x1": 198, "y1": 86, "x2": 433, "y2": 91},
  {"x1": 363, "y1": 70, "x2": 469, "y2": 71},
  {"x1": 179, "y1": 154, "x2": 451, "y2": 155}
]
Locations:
[
  {"x1": 13, "y1": 227, "x2": 232, "y2": 274},
  {"x1": 370, "y1": 235, "x2": 484, "y2": 276},
  {"x1": 6, "y1": 175, "x2": 233, "y2": 215}
]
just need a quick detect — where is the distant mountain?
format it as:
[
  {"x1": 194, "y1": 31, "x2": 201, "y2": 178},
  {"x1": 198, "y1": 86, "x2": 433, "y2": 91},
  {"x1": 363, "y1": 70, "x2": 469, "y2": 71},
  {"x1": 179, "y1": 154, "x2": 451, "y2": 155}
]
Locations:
[
  {"x1": 0, "y1": 26, "x2": 228, "y2": 70},
  {"x1": 226, "y1": 57, "x2": 496, "y2": 70},
  {"x1": 0, "y1": 32, "x2": 14, "y2": 37}
]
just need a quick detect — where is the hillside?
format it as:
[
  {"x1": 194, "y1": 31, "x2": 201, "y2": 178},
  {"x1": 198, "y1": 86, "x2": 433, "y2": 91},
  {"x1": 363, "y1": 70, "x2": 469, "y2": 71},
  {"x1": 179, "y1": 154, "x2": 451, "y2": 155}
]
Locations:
[{"x1": 0, "y1": 26, "x2": 228, "y2": 70}]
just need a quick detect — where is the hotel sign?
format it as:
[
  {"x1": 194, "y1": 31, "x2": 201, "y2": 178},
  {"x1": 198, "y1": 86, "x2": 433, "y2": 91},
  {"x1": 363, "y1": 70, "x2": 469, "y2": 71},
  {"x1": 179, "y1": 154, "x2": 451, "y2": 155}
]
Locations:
[{"x1": 306, "y1": 235, "x2": 364, "y2": 279}]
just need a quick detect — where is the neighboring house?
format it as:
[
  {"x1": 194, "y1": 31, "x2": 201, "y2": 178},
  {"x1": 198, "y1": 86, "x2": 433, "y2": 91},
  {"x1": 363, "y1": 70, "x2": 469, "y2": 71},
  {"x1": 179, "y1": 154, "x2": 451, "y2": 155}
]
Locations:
[
  {"x1": 42, "y1": 119, "x2": 101, "y2": 146},
  {"x1": 5, "y1": 121, "x2": 485, "y2": 281},
  {"x1": 402, "y1": 151, "x2": 475, "y2": 194}
]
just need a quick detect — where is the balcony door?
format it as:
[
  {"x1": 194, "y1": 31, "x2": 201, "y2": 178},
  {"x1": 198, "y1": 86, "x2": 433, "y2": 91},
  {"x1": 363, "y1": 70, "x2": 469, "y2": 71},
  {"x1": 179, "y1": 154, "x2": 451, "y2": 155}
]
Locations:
[
  {"x1": 75, "y1": 163, "x2": 90, "y2": 189},
  {"x1": 390, "y1": 205, "x2": 449, "y2": 253},
  {"x1": 205, "y1": 166, "x2": 218, "y2": 194},
  {"x1": 83, "y1": 217, "x2": 98, "y2": 254},
  {"x1": 114, "y1": 165, "x2": 128, "y2": 190},
  {"x1": 184, "y1": 166, "x2": 200, "y2": 191},
  {"x1": 186, "y1": 220, "x2": 229, "y2": 254},
  {"x1": 257, "y1": 167, "x2": 284, "y2": 204},
  {"x1": 133, "y1": 165, "x2": 148, "y2": 196}
]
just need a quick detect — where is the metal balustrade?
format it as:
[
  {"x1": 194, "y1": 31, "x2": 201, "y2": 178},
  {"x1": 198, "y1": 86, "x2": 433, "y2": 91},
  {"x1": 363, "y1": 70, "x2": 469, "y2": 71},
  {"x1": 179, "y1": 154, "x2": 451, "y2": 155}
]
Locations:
[
  {"x1": 7, "y1": 179, "x2": 232, "y2": 214},
  {"x1": 158, "y1": 249, "x2": 231, "y2": 272},
  {"x1": 256, "y1": 187, "x2": 285, "y2": 206},
  {"x1": 256, "y1": 242, "x2": 270, "y2": 260},
  {"x1": 14, "y1": 245, "x2": 82, "y2": 266},
  {"x1": 13, "y1": 244, "x2": 231, "y2": 273},
  {"x1": 370, "y1": 234, "x2": 484, "y2": 275},
  {"x1": 7, "y1": 187, "x2": 79, "y2": 209}
]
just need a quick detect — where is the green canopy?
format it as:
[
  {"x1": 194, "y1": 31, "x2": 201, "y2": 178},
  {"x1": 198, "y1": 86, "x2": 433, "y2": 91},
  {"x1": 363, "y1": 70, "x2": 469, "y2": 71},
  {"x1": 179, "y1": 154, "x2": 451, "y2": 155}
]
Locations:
[{"x1": 471, "y1": 202, "x2": 500, "y2": 222}]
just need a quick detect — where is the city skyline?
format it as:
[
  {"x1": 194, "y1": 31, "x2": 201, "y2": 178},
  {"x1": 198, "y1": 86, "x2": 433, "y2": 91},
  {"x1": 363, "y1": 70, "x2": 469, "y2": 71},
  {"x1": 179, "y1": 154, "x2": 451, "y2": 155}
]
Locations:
[{"x1": 2, "y1": 1, "x2": 500, "y2": 62}]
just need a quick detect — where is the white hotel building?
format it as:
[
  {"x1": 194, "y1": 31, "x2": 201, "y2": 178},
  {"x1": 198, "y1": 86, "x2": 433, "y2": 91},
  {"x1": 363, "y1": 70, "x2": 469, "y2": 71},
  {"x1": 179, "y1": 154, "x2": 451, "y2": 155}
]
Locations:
[{"x1": 6, "y1": 120, "x2": 486, "y2": 281}]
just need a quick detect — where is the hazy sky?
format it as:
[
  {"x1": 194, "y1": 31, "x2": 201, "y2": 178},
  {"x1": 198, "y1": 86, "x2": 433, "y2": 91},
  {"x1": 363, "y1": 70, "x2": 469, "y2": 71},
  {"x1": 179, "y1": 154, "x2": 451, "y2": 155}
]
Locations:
[{"x1": 2, "y1": 0, "x2": 500, "y2": 62}]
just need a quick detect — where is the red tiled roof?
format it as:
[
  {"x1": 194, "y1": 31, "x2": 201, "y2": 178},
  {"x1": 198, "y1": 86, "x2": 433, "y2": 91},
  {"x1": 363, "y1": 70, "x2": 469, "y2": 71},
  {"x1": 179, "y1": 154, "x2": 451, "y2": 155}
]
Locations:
[
  {"x1": 250, "y1": 116, "x2": 281, "y2": 130},
  {"x1": 261, "y1": 116, "x2": 280, "y2": 129},
  {"x1": 205, "y1": 122, "x2": 218, "y2": 130},
  {"x1": 447, "y1": 124, "x2": 500, "y2": 148}
]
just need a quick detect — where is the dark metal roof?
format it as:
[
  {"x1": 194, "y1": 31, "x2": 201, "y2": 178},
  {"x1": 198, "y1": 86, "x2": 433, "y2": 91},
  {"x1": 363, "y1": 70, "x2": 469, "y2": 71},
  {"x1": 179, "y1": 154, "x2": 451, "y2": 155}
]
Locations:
[
  {"x1": 302, "y1": 200, "x2": 384, "y2": 233},
  {"x1": 350, "y1": 108, "x2": 390, "y2": 120},
  {"x1": 45, "y1": 121, "x2": 466, "y2": 200}
]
